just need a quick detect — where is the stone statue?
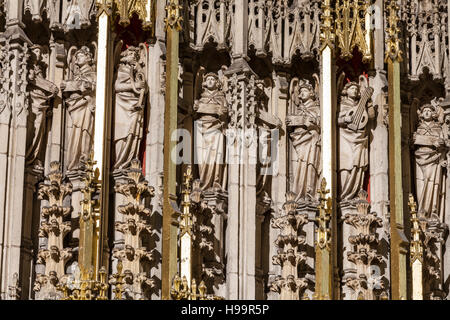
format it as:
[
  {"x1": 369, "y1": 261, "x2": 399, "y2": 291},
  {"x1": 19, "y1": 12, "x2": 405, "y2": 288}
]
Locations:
[
  {"x1": 286, "y1": 77, "x2": 321, "y2": 201},
  {"x1": 413, "y1": 101, "x2": 447, "y2": 219},
  {"x1": 337, "y1": 76, "x2": 375, "y2": 201},
  {"x1": 26, "y1": 45, "x2": 59, "y2": 167},
  {"x1": 61, "y1": 46, "x2": 96, "y2": 171},
  {"x1": 193, "y1": 68, "x2": 228, "y2": 191},
  {"x1": 113, "y1": 45, "x2": 147, "y2": 171},
  {"x1": 255, "y1": 78, "x2": 282, "y2": 210}
]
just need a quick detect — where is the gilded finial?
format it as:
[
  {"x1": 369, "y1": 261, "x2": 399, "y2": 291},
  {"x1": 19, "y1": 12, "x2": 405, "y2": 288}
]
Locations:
[
  {"x1": 165, "y1": 0, "x2": 183, "y2": 31},
  {"x1": 385, "y1": 0, "x2": 403, "y2": 62},
  {"x1": 409, "y1": 194, "x2": 423, "y2": 264}
]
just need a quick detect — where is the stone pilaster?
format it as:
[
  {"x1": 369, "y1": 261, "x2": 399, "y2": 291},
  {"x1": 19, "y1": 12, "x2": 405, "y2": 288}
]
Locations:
[
  {"x1": 145, "y1": 17, "x2": 166, "y2": 298},
  {"x1": 224, "y1": 57, "x2": 258, "y2": 299},
  {"x1": 266, "y1": 71, "x2": 289, "y2": 300},
  {"x1": 0, "y1": 5, "x2": 32, "y2": 297}
]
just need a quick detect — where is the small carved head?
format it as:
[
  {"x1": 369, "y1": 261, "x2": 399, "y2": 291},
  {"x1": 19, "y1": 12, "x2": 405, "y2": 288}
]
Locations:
[
  {"x1": 342, "y1": 82, "x2": 361, "y2": 100},
  {"x1": 74, "y1": 46, "x2": 93, "y2": 67},
  {"x1": 121, "y1": 46, "x2": 140, "y2": 65},
  {"x1": 418, "y1": 103, "x2": 438, "y2": 122},
  {"x1": 203, "y1": 73, "x2": 221, "y2": 91},
  {"x1": 30, "y1": 45, "x2": 43, "y2": 62},
  {"x1": 296, "y1": 80, "x2": 315, "y2": 103}
]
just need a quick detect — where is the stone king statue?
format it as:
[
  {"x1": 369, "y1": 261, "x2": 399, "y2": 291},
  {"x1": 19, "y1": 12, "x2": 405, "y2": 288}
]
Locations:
[
  {"x1": 61, "y1": 46, "x2": 96, "y2": 171},
  {"x1": 113, "y1": 45, "x2": 148, "y2": 171},
  {"x1": 286, "y1": 76, "x2": 321, "y2": 201},
  {"x1": 193, "y1": 67, "x2": 228, "y2": 191},
  {"x1": 337, "y1": 75, "x2": 375, "y2": 201}
]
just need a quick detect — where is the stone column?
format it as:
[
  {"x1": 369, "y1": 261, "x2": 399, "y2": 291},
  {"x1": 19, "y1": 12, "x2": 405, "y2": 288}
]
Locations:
[
  {"x1": 20, "y1": 166, "x2": 43, "y2": 299},
  {"x1": 369, "y1": 0, "x2": 390, "y2": 295},
  {"x1": 0, "y1": 37, "x2": 12, "y2": 300},
  {"x1": 46, "y1": 37, "x2": 66, "y2": 168},
  {"x1": 1, "y1": 2, "x2": 32, "y2": 297},
  {"x1": 224, "y1": 64, "x2": 258, "y2": 299},
  {"x1": 266, "y1": 72, "x2": 288, "y2": 300},
  {"x1": 146, "y1": 37, "x2": 166, "y2": 300}
]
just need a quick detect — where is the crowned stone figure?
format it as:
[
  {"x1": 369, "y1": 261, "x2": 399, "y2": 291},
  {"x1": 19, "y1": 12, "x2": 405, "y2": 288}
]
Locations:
[
  {"x1": 337, "y1": 79, "x2": 375, "y2": 201},
  {"x1": 286, "y1": 78, "x2": 321, "y2": 201},
  {"x1": 194, "y1": 71, "x2": 228, "y2": 191},
  {"x1": 61, "y1": 46, "x2": 96, "y2": 171}
]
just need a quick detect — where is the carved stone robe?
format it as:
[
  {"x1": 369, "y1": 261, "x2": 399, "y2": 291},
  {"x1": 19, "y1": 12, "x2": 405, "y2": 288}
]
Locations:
[
  {"x1": 288, "y1": 99, "x2": 321, "y2": 201},
  {"x1": 113, "y1": 63, "x2": 146, "y2": 170},
  {"x1": 26, "y1": 63, "x2": 57, "y2": 166},
  {"x1": 194, "y1": 89, "x2": 227, "y2": 191},
  {"x1": 338, "y1": 97, "x2": 370, "y2": 201},
  {"x1": 414, "y1": 120, "x2": 446, "y2": 218},
  {"x1": 63, "y1": 64, "x2": 96, "y2": 171}
]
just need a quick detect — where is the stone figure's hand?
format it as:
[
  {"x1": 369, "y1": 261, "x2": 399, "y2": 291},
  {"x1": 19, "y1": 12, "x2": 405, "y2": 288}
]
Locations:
[
  {"x1": 193, "y1": 100, "x2": 199, "y2": 111},
  {"x1": 136, "y1": 81, "x2": 146, "y2": 91},
  {"x1": 60, "y1": 81, "x2": 66, "y2": 91},
  {"x1": 219, "y1": 105, "x2": 228, "y2": 116},
  {"x1": 275, "y1": 116, "x2": 283, "y2": 128},
  {"x1": 286, "y1": 117, "x2": 292, "y2": 125},
  {"x1": 344, "y1": 116, "x2": 352, "y2": 123},
  {"x1": 435, "y1": 138, "x2": 446, "y2": 148},
  {"x1": 52, "y1": 85, "x2": 59, "y2": 96},
  {"x1": 28, "y1": 70, "x2": 36, "y2": 81},
  {"x1": 82, "y1": 81, "x2": 93, "y2": 92}
]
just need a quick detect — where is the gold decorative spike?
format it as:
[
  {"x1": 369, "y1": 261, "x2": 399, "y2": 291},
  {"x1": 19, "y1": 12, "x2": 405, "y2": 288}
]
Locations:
[
  {"x1": 170, "y1": 275, "x2": 208, "y2": 300},
  {"x1": 409, "y1": 194, "x2": 423, "y2": 264},
  {"x1": 180, "y1": 166, "x2": 193, "y2": 237},
  {"x1": 335, "y1": 0, "x2": 373, "y2": 63},
  {"x1": 96, "y1": 267, "x2": 109, "y2": 300},
  {"x1": 96, "y1": 0, "x2": 154, "y2": 30},
  {"x1": 115, "y1": 0, "x2": 153, "y2": 30},
  {"x1": 56, "y1": 263, "x2": 109, "y2": 300},
  {"x1": 198, "y1": 281, "x2": 207, "y2": 300},
  {"x1": 314, "y1": 178, "x2": 333, "y2": 300},
  {"x1": 316, "y1": 178, "x2": 331, "y2": 250},
  {"x1": 111, "y1": 260, "x2": 126, "y2": 300},
  {"x1": 320, "y1": 0, "x2": 335, "y2": 52},
  {"x1": 385, "y1": 0, "x2": 403, "y2": 62},
  {"x1": 78, "y1": 152, "x2": 101, "y2": 282},
  {"x1": 165, "y1": 0, "x2": 183, "y2": 31}
]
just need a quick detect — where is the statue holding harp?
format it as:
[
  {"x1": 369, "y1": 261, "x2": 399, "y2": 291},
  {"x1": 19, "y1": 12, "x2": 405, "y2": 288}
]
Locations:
[{"x1": 337, "y1": 75, "x2": 375, "y2": 201}]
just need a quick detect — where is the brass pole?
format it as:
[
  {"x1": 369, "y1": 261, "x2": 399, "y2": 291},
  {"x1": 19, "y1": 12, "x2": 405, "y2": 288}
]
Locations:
[
  {"x1": 385, "y1": 0, "x2": 408, "y2": 300},
  {"x1": 161, "y1": 0, "x2": 182, "y2": 300},
  {"x1": 314, "y1": 178, "x2": 333, "y2": 300}
]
